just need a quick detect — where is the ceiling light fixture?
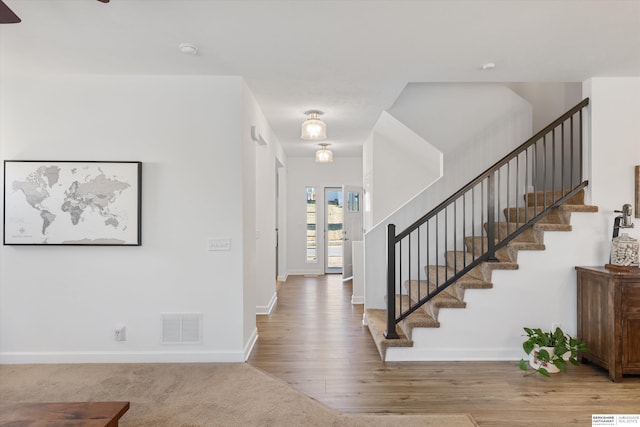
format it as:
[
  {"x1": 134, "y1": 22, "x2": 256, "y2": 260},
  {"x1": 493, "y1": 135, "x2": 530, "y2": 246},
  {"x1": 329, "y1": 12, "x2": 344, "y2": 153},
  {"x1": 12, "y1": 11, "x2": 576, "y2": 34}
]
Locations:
[
  {"x1": 301, "y1": 110, "x2": 327, "y2": 141},
  {"x1": 481, "y1": 62, "x2": 496, "y2": 70},
  {"x1": 315, "y1": 144, "x2": 333, "y2": 163},
  {"x1": 179, "y1": 43, "x2": 198, "y2": 55}
]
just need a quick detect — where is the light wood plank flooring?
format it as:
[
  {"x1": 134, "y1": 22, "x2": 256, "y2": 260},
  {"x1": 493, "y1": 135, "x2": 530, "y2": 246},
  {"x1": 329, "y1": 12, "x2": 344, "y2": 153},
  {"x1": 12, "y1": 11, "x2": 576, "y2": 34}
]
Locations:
[{"x1": 247, "y1": 274, "x2": 640, "y2": 427}]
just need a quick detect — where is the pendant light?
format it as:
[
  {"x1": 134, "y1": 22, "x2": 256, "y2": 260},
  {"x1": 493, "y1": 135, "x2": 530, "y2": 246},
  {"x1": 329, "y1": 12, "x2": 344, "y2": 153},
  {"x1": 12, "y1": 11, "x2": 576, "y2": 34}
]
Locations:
[
  {"x1": 315, "y1": 144, "x2": 333, "y2": 163},
  {"x1": 301, "y1": 110, "x2": 327, "y2": 141}
]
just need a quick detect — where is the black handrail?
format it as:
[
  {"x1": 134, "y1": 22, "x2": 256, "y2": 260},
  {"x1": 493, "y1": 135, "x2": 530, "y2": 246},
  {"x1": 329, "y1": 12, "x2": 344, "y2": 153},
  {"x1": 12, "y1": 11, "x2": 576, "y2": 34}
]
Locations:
[{"x1": 385, "y1": 98, "x2": 590, "y2": 339}]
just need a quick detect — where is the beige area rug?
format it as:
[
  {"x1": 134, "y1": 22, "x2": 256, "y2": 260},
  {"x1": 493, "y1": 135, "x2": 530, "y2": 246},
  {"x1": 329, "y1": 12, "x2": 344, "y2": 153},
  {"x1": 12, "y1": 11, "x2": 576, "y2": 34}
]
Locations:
[{"x1": 0, "y1": 363, "x2": 477, "y2": 426}]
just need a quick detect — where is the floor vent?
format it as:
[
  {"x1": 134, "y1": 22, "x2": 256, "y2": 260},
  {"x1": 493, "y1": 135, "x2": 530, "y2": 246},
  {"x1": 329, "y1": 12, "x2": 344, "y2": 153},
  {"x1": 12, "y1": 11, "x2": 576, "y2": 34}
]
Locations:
[{"x1": 161, "y1": 313, "x2": 202, "y2": 344}]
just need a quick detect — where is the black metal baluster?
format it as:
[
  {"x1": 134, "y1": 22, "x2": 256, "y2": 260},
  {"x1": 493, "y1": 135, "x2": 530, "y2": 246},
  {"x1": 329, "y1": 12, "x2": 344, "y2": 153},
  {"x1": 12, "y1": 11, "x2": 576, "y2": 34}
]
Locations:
[
  {"x1": 453, "y1": 200, "x2": 457, "y2": 274},
  {"x1": 552, "y1": 127, "x2": 556, "y2": 196},
  {"x1": 481, "y1": 180, "x2": 485, "y2": 254},
  {"x1": 561, "y1": 121, "x2": 565, "y2": 195},
  {"x1": 487, "y1": 173, "x2": 498, "y2": 262},
  {"x1": 570, "y1": 115, "x2": 575, "y2": 188},
  {"x1": 444, "y1": 207, "x2": 449, "y2": 280},
  {"x1": 426, "y1": 219, "x2": 430, "y2": 297},
  {"x1": 579, "y1": 109, "x2": 583, "y2": 181},
  {"x1": 463, "y1": 194, "x2": 467, "y2": 269},
  {"x1": 543, "y1": 135, "x2": 548, "y2": 209},
  {"x1": 435, "y1": 214, "x2": 440, "y2": 288}
]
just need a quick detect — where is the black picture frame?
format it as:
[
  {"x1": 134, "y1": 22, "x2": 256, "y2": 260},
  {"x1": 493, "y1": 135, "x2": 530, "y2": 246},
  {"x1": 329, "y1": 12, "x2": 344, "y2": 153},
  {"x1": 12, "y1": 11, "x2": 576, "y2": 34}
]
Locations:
[{"x1": 3, "y1": 160, "x2": 142, "y2": 246}]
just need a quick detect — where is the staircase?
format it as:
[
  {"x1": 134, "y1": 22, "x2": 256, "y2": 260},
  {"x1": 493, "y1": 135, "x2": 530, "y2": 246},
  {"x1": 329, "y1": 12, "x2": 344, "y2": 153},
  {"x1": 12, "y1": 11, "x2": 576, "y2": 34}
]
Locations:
[
  {"x1": 365, "y1": 98, "x2": 596, "y2": 361},
  {"x1": 365, "y1": 189, "x2": 597, "y2": 360}
]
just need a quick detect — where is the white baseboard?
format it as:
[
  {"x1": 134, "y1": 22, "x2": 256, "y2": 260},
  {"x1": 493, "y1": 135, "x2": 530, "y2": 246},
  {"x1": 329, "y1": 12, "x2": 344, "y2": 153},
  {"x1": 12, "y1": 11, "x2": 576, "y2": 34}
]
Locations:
[
  {"x1": 287, "y1": 269, "x2": 323, "y2": 276},
  {"x1": 276, "y1": 274, "x2": 288, "y2": 282},
  {"x1": 384, "y1": 347, "x2": 522, "y2": 362},
  {"x1": 244, "y1": 328, "x2": 259, "y2": 361},
  {"x1": 0, "y1": 350, "x2": 246, "y2": 364},
  {"x1": 256, "y1": 292, "x2": 277, "y2": 315},
  {"x1": 351, "y1": 295, "x2": 364, "y2": 305}
]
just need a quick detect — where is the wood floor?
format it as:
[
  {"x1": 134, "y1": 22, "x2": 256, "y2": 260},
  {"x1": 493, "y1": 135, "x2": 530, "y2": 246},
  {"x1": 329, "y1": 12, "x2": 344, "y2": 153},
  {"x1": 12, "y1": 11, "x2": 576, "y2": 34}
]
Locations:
[{"x1": 247, "y1": 274, "x2": 640, "y2": 427}]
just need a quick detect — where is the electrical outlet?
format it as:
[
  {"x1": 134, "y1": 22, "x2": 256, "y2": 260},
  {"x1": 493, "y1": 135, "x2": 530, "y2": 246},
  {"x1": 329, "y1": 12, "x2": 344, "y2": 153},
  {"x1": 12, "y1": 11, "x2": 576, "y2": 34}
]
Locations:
[{"x1": 114, "y1": 326, "x2": 126, "y2": 342}]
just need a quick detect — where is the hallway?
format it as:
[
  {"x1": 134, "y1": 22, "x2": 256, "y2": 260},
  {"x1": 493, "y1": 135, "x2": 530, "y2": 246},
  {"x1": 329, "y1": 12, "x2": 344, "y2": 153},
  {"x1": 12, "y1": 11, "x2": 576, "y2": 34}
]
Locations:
[{"x1": 247, "y1": 275, "x2": 640, "y2": 426}]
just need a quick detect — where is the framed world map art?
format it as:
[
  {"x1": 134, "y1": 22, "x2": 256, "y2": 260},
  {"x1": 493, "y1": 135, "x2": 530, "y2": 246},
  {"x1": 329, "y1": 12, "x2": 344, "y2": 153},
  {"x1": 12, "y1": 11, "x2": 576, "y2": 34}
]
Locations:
[{"x1": 3, "y1": 161, "x2": 142, "y2": 245}]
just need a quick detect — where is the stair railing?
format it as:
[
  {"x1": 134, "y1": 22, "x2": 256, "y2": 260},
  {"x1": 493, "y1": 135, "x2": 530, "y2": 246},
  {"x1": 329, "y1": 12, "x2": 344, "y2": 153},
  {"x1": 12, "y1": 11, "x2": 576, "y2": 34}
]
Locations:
[{"x1": 384, "y1": 98, "x2": 590, "y2": 339}]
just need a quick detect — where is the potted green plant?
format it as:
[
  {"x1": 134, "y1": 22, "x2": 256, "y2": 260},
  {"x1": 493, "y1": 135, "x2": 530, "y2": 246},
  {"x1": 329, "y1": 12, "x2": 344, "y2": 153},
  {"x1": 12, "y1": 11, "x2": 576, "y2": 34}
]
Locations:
[{"x1": 518, "y1": 327, "x2": 588, "y2": 376}]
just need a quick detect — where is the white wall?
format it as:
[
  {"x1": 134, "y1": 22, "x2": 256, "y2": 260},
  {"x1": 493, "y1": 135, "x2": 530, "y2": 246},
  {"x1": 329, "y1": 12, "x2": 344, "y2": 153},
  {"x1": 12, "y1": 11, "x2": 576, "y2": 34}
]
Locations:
[
  {"x1": 0, "y1": 74, "x2": 252, "y2": 363},
  {"x1": 507, "y1": 82, "x2": 583, "y2": 133},
  {"x1": 388, "y1": 84, "x2": 531, "y2": 155},
  {"x1": 362, "y1": 134, "x2": 374, "y2": 233},
  {"x1": 584, "y1": 77, "x2": 640, "y2": 241},
  {"x1": 276, "y1": 163, "x2": 288, "y2": 281},
  {"x1": 367, "y1": 112, "x2": 442, "y2": 226},
  {"x1": 286, "y1": 157, "x2": 362, "y2": 275},
  {"x1": 241, "y1": 84, "x2": 287, "y2": 350}
]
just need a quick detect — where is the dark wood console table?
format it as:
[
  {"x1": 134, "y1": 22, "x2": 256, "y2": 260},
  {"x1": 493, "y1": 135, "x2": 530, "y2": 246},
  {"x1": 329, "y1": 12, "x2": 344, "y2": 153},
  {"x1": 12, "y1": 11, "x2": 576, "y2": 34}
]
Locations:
[
  {"x1": 0, "y1": 401, "x2": 130, "y2": 426},
  {"x1": 576, "y1": 266, "x2": 640, "y2": 382}
]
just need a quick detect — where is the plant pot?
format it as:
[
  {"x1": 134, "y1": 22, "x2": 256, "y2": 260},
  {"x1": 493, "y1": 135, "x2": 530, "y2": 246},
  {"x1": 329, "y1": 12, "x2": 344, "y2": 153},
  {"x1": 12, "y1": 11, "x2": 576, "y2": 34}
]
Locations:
[{"x1": 529, "y1": 345, "x2": 560, "y2": 373}]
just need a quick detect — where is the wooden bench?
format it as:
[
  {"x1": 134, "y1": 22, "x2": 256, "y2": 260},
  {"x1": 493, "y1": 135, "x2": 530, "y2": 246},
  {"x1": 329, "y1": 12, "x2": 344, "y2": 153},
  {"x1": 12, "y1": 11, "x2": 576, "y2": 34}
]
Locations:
[{"x1": 0, "y1": 401, "x2": 130, "y2": 426}]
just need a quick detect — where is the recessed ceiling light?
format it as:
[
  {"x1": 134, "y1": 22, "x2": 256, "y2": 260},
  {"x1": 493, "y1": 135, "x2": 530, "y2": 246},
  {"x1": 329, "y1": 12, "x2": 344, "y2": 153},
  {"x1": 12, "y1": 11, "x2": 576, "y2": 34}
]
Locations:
[
  {"x1": 481, "y1": 62, "x2": 496, "y2": 70},
  {"x1": 179, "y1": 43, "x2": 198, "y2": 55}
]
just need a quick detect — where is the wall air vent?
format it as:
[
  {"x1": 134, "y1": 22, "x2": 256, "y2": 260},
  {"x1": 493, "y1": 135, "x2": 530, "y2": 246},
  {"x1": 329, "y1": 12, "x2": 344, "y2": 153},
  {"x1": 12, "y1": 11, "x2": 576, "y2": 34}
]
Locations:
[{"x1": 161, "y1": 313, "x2": 202, "y2": 344}]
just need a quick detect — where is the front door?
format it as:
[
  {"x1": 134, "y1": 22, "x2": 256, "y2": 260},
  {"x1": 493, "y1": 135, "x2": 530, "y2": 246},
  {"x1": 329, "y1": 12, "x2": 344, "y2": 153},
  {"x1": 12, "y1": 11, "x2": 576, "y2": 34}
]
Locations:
[
  {"x1": 341, "y1": 185, "x2": 363, "y2": 280},
  {"x1": 325, "y1": 187, "x2": 343, "y2": 274}
]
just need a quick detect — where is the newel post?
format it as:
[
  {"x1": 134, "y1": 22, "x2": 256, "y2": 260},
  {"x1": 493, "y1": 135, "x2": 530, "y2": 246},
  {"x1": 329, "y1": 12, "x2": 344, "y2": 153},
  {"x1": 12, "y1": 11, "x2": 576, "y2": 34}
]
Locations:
[{"x1": 384, "y1": 223, "x2": 399, "y2": 339}]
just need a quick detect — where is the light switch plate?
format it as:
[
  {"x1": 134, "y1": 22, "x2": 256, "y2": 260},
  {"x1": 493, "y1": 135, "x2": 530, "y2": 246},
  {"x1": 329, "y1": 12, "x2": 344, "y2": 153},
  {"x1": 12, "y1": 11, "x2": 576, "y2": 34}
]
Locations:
[{"x1": 208, "y1": 238, "x2": 231, "y2": 251}]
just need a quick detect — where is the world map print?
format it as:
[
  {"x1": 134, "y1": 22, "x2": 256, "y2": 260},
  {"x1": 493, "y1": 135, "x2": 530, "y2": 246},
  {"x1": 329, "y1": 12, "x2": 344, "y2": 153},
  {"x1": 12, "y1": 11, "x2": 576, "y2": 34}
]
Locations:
[{"x1": 4, "y1": 162, "x2": 141, "y2": 245}]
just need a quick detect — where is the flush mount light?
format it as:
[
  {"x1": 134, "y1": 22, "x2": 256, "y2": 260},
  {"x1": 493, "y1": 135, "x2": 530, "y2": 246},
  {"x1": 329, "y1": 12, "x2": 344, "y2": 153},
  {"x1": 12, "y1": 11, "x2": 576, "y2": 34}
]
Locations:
[
  {"x1": 179, "y1": 43, "x2": 198, "y2": 55},
  {"x1": 315, "y1": 144, "x2": 333, "y2": 163},
  {"x1": 481, "y1": 62, "x2": 496, "y2": 70},
  {"x1": 301, "y1": 110, "x2": 327, "y2": 141}
]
